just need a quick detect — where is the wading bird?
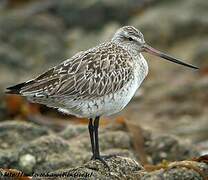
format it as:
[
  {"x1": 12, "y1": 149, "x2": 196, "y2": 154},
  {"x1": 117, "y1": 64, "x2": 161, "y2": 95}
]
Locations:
[{"x1": 6, "y1": 26, "x2": 198, "y2": 168}]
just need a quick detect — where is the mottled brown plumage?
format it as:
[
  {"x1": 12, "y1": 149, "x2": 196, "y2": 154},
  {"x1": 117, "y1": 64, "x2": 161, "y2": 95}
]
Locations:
[{"x1": 15, "y1": 42, "x2": 134, "y2": 100}]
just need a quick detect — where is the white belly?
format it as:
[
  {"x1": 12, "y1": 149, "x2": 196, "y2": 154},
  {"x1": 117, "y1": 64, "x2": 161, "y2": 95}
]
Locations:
[
  {"x1": 59, "y1": 79, "x2": 138, "y2": 118},
  {"x1": 59, "y1": 54, "x2": 148, "y2": 118}
]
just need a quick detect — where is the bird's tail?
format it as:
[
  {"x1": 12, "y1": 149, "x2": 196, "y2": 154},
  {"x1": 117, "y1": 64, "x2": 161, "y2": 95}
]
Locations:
[
  {"x1": 6, "y1": 82, "x2": 27, "y2": 95},
  {"x1": 6, "y1": 80, "x2": 34, "y2": 95}
]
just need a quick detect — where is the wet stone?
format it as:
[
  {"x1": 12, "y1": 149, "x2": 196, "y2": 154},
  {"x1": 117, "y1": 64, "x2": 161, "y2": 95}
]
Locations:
[
  {"x1": 59, "y1": 124, "x2": 88, "y2": 140},
  {"x1": 0, "y1": 120, "x2": 50, "y2": 150},
  {"x1": 145, "y1": 135, "x2": 199, "y2": 164}
]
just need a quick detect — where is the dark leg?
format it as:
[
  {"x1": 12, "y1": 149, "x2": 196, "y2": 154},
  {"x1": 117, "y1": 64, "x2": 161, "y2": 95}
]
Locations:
[
  {"x1": 88, "y1": 118, "x2": 95, "y2": 159},
  {"x1": 93, "y1": 116, "x2": 110, "y2": 169},
  {"x1": 94, "y1": 116, "x2": 100, "y2": 159}
]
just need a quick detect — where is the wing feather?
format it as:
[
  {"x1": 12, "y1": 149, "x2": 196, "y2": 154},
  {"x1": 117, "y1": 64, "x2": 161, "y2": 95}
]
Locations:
[{"x1": 15, "y1": 42, "x2": 134, "y2": 103}]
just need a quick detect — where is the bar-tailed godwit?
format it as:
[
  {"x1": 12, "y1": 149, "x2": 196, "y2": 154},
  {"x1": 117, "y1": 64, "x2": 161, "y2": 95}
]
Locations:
[{"x1": 6, "y1": 26, "x2": 198, "y2": 167}]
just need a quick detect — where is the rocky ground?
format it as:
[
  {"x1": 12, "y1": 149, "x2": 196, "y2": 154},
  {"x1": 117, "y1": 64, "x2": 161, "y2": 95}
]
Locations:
[
  {"x1": 0, "y1": 0, "x2": 208, "y2": 179},
  {"x1": 0, "y1": 120, "x2": 207, "y2": 179}
]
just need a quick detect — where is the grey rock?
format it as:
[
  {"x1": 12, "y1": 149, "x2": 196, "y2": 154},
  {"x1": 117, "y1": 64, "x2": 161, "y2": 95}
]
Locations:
[
  {"x1": 72, "y1": 130, "x2": 132, "y2": 153},
  {"x1": 0, "y1": 121, "x2": 136, "y2": 175},
  {"x1": 31, "y1": 156, "x2": 208, "y2": 180},
  {"x1": 0, "y1": 120, "x2": 200, "y2": 176},
  {"x1": 59, "y1": 124, "x2": 88, "y2": 140},
  {"x1": 140, "y1": 160, "x2": 208, "y2": 180},
  {"x1": 40, "y1": 156, "x2": 144, "y2": 180},
  {"x1": 0, "y1": 120, "x2": 50, "y2": 170},
  {"x1": 17, "y1": 135, "x2": 73, "y2": 174},
  {"x1": 0, "y1": 156, "x2": 207, "y2": 180},
  {"x1": 0, "y1": 120, "x2": 49, "y2": 150},
  {"x1": 0, "y1": 150, "x2": 19, "y2": 169},
  {"x1": 145, "y1": 134, "x2": 199, "y2": 164},
  {"x1": 19, "y1": 154, "x2": 36, "y2": 174}
]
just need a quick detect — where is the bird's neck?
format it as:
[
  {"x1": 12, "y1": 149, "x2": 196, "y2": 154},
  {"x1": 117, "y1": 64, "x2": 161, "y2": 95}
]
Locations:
[
  {"x1": 136, "y1": 53, "x2": 149, "y2": 78},
  {"x1": 111, "y1": 40, "x2": 138, "y2": 56},
  {"x1": 111, "y1": 41, "x2": 148, "y2": 80}
]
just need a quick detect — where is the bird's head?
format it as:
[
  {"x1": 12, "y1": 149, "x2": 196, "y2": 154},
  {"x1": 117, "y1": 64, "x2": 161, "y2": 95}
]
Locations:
[
  {"x1": 112, "y1": 26, "x2": 145, "y2": 52},
  {"x1": 112, "y1": 26, "x2": 198, "y2": 70}
]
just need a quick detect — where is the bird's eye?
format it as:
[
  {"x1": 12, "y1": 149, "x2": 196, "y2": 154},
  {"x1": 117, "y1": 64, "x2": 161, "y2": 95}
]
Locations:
[{"x1": 128, "y1": 37, "x2": 133, "y2": 41}]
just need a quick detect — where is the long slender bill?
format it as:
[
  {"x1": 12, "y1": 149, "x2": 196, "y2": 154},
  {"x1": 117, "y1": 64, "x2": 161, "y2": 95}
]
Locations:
[{"x1": 143, "y1": 44, "x2": 198, "y2": 70}]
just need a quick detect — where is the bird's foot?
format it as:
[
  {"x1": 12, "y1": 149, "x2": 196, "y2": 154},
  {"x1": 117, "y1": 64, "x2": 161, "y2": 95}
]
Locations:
[
  {"x1": 96, "y1": 156, "x2": 110, "y2": 170},
  {"x1": 99, "y1": 154, "x2": 118, "y2": 159},
  {"x1": 90, "y1": 155, "x2": 95, "y2": 160},
  {"x1": 91, "y1": 155, "x2": 111, "y2": 170}
]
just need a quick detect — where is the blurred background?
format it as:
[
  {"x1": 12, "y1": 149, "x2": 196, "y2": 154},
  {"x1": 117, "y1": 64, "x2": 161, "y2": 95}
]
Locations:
[{"x1": 0, "y1": 0, "x2": 208, "y2": 174}]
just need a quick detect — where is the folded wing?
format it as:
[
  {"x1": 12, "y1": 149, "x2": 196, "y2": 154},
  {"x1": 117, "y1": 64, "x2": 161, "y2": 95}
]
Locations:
[{"x1": 6, "y1": 43, "x2": 134, "y2": 106}]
